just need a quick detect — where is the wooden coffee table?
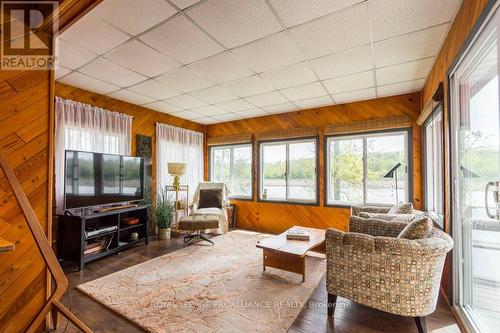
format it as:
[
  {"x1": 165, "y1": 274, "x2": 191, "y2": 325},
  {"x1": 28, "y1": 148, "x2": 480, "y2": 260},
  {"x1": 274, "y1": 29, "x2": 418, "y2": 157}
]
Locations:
[{"x1": 256, "y1": 226, "x2": 326, "y2": 282}]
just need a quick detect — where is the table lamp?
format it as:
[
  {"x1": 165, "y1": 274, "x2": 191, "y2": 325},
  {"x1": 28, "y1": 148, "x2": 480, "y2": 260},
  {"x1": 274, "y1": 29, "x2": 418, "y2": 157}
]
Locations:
[{"x1": 168, "y1": 162, "x2": 186, "y2": 190}]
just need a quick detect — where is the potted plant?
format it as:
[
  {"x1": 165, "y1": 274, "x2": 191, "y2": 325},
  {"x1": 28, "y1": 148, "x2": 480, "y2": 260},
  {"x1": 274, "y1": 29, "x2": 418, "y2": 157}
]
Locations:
[{"x1": 152, "y1": 188, "x2": 174, "y2": 240}]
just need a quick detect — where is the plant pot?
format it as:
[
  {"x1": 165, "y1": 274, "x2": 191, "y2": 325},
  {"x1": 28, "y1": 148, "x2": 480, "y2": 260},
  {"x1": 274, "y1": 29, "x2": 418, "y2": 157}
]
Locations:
[{"x1": 158, "y1": 228, "x2": 171, "y2": 240}]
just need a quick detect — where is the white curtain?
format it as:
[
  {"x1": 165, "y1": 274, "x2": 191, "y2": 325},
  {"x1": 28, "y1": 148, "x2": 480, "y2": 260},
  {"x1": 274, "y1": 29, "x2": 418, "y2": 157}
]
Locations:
[
  {"x1": 54, "y1": 97, "x2": 133, "y2": 213},
  {"x1": 156, "y1": 123, "x2": 204, "y2": 201}
]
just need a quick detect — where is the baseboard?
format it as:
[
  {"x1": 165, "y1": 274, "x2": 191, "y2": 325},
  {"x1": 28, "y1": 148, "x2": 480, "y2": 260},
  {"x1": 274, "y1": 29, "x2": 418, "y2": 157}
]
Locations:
[{"x1": 440, "y1": 287, "x2": 470, "y2": 333}]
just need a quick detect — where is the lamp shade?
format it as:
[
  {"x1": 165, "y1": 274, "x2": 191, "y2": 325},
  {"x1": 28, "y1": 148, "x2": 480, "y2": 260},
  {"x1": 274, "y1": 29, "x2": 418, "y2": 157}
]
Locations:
[{"x1": 168, "y1": 162, "x2": 186, "y2": 176}]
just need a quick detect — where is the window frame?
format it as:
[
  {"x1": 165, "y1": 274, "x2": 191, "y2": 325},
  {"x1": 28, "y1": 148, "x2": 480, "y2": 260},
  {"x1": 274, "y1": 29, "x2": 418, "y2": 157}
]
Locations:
[
  {"x1": 422, "y1": 103, "x2": 445, "y2": 228},
  {"x1": 208, "y1": 143, "x2": 254, "y2": 200},
  {"x1": 257, "y1": 137, "x2": 319, "y2": 205},
  {"x1": 324, "y1": 127, "x2": 413, "y2": 208}
]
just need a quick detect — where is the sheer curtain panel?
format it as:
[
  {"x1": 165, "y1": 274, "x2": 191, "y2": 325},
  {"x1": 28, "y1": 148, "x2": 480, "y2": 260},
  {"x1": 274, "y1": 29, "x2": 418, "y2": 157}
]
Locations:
[{"x1": 54, "y1": 97, "x2": 133, "y2": 213}]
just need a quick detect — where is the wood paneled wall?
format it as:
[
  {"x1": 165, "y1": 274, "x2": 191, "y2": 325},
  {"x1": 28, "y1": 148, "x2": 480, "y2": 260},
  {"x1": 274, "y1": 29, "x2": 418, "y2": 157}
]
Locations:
[
  {"x1": 420, "y1": 0, "x2": 491, "y2": 303},
  {"x1": 54, "y1": 83, "x2": 205, "y2": 202},
  {"x1": 206, "y1": 93, "x2": 422, "y2": 234}
]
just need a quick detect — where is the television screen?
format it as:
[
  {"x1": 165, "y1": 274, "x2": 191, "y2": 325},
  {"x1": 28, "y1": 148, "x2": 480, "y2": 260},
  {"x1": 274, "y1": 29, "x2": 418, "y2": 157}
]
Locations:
[{"x1": 64, "y1": 150, "x2": 144, "y2": 210}]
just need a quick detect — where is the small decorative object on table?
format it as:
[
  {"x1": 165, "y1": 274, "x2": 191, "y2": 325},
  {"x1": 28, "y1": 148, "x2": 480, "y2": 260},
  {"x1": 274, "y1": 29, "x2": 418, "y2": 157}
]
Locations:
[
  {"x1": 122, "y1": 217, "x2": 139, "y2": 225},
  {"x1": 286, "y1": 228, "x2": 310, "y2": 240}
]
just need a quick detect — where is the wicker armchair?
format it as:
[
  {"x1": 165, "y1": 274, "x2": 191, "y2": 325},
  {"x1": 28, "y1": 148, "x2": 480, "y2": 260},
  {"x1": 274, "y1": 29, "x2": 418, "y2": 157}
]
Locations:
[{"x1": 326, "y1": 216, "x2": 453, "y2": 333}]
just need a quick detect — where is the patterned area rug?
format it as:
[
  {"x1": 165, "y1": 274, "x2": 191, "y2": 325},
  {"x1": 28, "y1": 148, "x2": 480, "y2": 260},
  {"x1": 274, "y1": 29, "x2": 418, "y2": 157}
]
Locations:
[{"x1": 77, "y1": 230, "x2": 326, "y2": 333}]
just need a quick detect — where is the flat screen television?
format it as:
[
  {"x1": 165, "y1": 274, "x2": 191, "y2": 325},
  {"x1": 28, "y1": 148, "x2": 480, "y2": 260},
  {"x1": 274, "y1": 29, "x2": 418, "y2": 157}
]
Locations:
[{"x1": 64, "y1": 150, "x2": 145, "y2": 210}]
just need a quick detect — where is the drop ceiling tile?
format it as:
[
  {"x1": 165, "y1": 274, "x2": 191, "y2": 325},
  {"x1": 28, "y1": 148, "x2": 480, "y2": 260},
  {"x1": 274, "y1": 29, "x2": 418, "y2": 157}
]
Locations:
[
  {"x1": 374, "y1": 24, "x2": 449, "y2": 68},
  {"x1": 79, "y1": 57, "x2": 147, "y2": 87},
  {"x1": 377, "y1": 79, "x2": 425, "y2": 97},
  {"x1": 107, "y1": 89, "x2": 156, "y2": 105},
  {"x1": 55, "y1": 66, "x2": 71, "y2": 80},
  {"x1": 263, "y1": 102, "x2": 298, "y2": 114},
  {"x1": 170, "y1": 0, "x2": 200, "y2": 10},
  {"x1": 333, "y1": 88, "x2": 376, "y2": 104},
  {"x1": 57, "y1": 39, "x2": 97, "y2": 70},
  {"x1": 59, "y1": 15, "x2": 130, "y2": 55},
  {"x1": 190, "y1": 86, "x2": 237, "y2": 104},
  {"x1": 222, "y1": 75, "x2": 274, "y2": 97},
  {"x1": 171, "y1": 110, "x2": 204, "y2": 120},
  {"x1": 91, "y1": 0, "x2": 177, "y2": 36},
  {"x1": 234, "y1": 108, "x2": 269, "y2": 118},
  {"x1": 309, "y1": 44, "x2": 373, "y2": 80},
  {"x1": 156, "y1": 67, "x2": 214, "y2": 93},
  {"x1": 190, "y1": 105, "x2": 228, "y2": 116},
  {"x1": 261, "y1": 62, "x2": 317, "y2": 89},
  {"x1": 323, "y1": 71, "x2": 375, "y2": 94},
  {"x1": 280, "y1": 82, "x2": 327, "y2": 101},
  {"x1": 269, "y1": 0, "x2": 364, "y2": 27},
  {"x1": 371, "y1": 0, "x2": 461, "y2": 41},
  {"x1": 129, "y1": 79, "x2": 181, "y2": 99},
  {"x1": 213, "y1": 113, "x2": 242, "y2": 122},
  {"x1": 194, "y1": 117, "x2": 219, "y2": 125},
  {"x1": 58, "y1": 72, "x2": 120, "y2": 94},
  {"x1": 231, "y1": 32, "x2": 305, "y2": 73},
  {"x1": 143, "y1": 101, "x2": 183, "y2": 114},
  {"x1": 245, "y1": 91, "x2": 288, "y2": 107},
  {"x1": 216, "y1": 99, "x2": 255, "y2": 112},
  {"x1": 376, "y1": 57, "x2": 434, "y2": 86},
  {"x1": 294, "y1": 95, "x2": 333, "y2": 109},
  {"x1": 139, "y1": 16, "x2": 224, "y2": 64},
  {"x1": 187, "y1": 0, "x2": 282, "y2": 48},
  {"x1": 105, "y1": 40, "x2": 180, "y2": 77},
  {"x1": 188, "y1": 52, "x2": 253, "y2": 84},
  {"x1": 164, "y1": 94, "x2": 208, "y2": 109},
  {"x1": 289, "y1": 3, "x2": 370, "y2": 59}
]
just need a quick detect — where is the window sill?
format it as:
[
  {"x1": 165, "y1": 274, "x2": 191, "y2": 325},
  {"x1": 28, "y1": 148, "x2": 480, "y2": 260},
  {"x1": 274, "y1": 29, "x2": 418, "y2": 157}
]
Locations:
[{"x1": 257, "y1": 198, "x2": 319, "y2": 207}]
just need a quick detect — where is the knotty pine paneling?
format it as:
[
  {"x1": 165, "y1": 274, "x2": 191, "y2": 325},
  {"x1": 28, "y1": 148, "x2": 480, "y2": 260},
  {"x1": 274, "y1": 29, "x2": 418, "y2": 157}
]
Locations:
[{"x1": 206, "y1": 93, "x2": 422, "y2": 234}]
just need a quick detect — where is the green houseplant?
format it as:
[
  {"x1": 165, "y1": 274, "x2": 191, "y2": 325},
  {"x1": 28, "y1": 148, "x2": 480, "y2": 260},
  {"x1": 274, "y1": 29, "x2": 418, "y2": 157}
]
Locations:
[{"x1": 151, "y1": 188, "x2": 174, "y2": 240}]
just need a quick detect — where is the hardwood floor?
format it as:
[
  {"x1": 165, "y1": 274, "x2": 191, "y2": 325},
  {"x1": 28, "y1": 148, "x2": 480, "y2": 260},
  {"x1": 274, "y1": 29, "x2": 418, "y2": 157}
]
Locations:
[{"x1": 56, "y1": 233, "x2": 460, "y2": 333}]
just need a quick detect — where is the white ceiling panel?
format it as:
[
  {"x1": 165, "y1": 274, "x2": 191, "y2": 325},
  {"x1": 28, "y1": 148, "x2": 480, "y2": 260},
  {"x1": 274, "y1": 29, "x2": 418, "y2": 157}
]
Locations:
[
  {"x1": 371, "y1": 0, "x2": 461, "y2": 41},
  {"x1": 58, "y1": 72, "x2": 120, "y2": 95},
  {"x1": 280, "y1": 82, "x2": 327, "y2": 101},
  {"x1": 187, "y1": 0, "x2": 282, "y2": 48},
  {"x1": 231, "y1": 32, "x2": 305, "y2": 73},
  {"x1": 57, "y1": 39, "x2": 97, "y2": 70},
  {"x1": 377, "y1": 79, "x2": 426, "y2": 97},
  {"x1": 289, "y1": 3, "x2": 370, "y2": 59},
  {"x1": 293, "y1": 95, "x2": 333, "y2": 109},
  {"x1": 261, "y1": 62, "x2": 317, "y2": 89},
  {"x1": 323, "y1": 71, "x2": 375, "y2": 95},
  {"x1": 309, "y1": 45, "x2": 373, "y2": 80},
  {"x1": 143, "y1": 101, "x2": 183, "y2": 114},
  {"x1": 263, "y1": 102, "x2": 298, "y2": 114},
  {"x1": 190, "y1": 86, "x2": 238, "y2": 104},
  {"x1": 128, "y1": 79, "x2": 181, "y2": 100},
  {"x1": 189, "y1": 52, "x2": 254, "y2": 84},
  {"x1": 107, "y1": 89, "x2": 156, "y2": 105},
  {"x1": 374, "y1": 24, "x2": 449, "y2": 68},
  {"x1": 139, "y1": 16, "x2": 224, "y2": 64},
  {"x1": 376, "y1": 57, "x2": 435, "y2": 86},
  {"x1": 105, "y1": 40, "x2": 180, "y2": 77},
  {"x1": 190, "y1": 105, "x2": 228, "y2": 116},
  {"x1": 60, "y1": 14, "x2": 130, "y2": 55},
  {"x1": 269, "y1": 0, "x2": 364, "y2": 28},
  {"x1": 216, "y1": 99, "x2": 255, "y2": 112},
  {"x1": 222, "y1": 75, "x2": 274, "y2": 97},
  {"x1": 333, "y1": 88, "x2": 376, "y2": 104},
  {"x1": 91, "y1": 0, "x2": 177, "y2": 36},
  {"x1": 164, "y1": 94, "x2": 207, "y2": 109},
  {"x1": 234, "y1": 108, "x2": 269, "y2": 118},
  {"x1": 170, "y1": 0, "x2": 200, "y2": 10},
  {"x1": 212, "y1": 113, "x2": 242, "y2": 122},
  {"x1": 194, "y1": 117, "x2": 219, "y2": 125},
  {"x1": 171, "y1": 110, "x2": 204, "y2": 120},
  {"x1": 79, "y1": 57, "x2": 147, "y2": 87},
  {"x1": 156, "y1": 67, "x2": 214, "y2": 92},
  {"x1": 245, "y1": 91, "x2": 288, "y2": 107},
  {"x1": 55, "y1": 66, "x2": 72, "y2": 80}
]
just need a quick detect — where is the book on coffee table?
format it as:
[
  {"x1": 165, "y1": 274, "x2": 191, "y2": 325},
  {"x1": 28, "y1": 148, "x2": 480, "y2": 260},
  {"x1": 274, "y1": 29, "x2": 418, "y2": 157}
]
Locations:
[{"x1": 286, "y1": 229, "x2": 310, "y2": 240}]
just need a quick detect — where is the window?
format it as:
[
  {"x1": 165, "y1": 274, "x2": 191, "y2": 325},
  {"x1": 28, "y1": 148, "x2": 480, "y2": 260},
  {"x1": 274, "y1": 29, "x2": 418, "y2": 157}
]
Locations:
[
  {"x1": 259, "y1": 138, "x2": 317, "y2": 203},
  {"x1": 210, "y1": 144, "x2": 253, "y2": 199},
  {"x1": 326, "y1": 130, "x2": 410, "y2": 206},
  {"x1": 423, "y1": 105, "x2": 444, "y2": 224}
]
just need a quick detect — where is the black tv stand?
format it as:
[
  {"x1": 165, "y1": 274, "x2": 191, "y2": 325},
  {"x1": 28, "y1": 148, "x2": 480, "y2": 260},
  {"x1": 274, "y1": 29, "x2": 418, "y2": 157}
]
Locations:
[{"x1": 58, "y1": 205, "x2": 149, "y2": 271}]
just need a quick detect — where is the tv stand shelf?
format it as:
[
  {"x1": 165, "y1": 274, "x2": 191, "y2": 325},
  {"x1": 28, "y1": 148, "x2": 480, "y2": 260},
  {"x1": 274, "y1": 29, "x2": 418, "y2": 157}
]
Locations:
[{"x1": 58, "y1": 205, "x2": 149, "y2": 271}]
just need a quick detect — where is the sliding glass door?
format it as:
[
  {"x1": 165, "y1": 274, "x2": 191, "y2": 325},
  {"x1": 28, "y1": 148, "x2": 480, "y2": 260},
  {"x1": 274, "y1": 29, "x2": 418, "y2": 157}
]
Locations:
[{"x1": 450, "y1": 2, "x2": 500, "y2": 332}]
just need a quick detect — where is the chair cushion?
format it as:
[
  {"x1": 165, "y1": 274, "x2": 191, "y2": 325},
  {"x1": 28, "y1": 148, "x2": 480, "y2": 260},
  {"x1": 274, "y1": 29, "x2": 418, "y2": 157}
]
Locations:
[
  {"x1": 388, "y1": 202, "x2": 413, "y2": 214},
  {"x1": 398, "y1": 216, "x2": 433, "y2": 240},
  {"x1": 178, "y1": 215, "x2": 219, "y2": 230},
  {"x1": 198, "y1": 189, "x2": 223, "y2": 209}
]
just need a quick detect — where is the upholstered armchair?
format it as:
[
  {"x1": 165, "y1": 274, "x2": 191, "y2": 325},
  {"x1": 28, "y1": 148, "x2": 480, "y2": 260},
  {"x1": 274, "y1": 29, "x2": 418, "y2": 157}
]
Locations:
[
  {"x1": 326, "y1": 216, "x2": 453, "y2": 333},
  {"x1": 191, "y1": 182, "x2": 229, "y2": 234}
]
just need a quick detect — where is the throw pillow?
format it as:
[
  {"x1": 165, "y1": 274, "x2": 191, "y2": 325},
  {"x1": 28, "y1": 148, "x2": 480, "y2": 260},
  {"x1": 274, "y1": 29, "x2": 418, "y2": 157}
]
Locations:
[
  {"x1": 388, "y1": 202, "x2": 413, "y2": 214},
  {"x1": 358, "y1": 212, "x2": 414, "y2": 222},
  {"x1": 397, "y1": 216, "x2": 433, "y2": 240},
  {"x1": 198, "y1": 189, "x2": 223, "y2": 209}
]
